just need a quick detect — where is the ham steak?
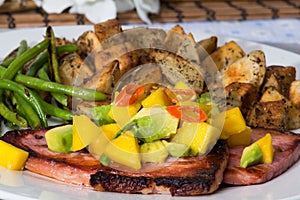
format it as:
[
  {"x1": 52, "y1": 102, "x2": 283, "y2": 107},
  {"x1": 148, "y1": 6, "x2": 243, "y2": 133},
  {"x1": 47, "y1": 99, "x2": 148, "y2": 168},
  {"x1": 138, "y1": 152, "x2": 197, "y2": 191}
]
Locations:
[
  {"x1": 223, "y1": 128, "x2": 300, "y2": 185},
  {"x1": 1, "y1": 127, "x2": 229, "y2": 196},
  {"x1": 1, "y1": 127, "x2": 300, "y2": 196}
]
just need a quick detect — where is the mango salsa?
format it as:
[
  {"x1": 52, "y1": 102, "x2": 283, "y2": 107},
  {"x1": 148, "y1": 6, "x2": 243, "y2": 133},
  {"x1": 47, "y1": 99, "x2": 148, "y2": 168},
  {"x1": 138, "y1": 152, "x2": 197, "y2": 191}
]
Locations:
[
  {"x1": 0, "y1": 140, "x2": 29, "y2": 170},
  {"x1": 109, "y1": 102, "x2": 141, "y2": 128},
  {"x1": 174, "y1": 81, "x2": 192, "y2": 90},
  {"x1": 104, "y1": 132, "x2": 141, "y2": 170},
  {"x1": 141, "y1": 87, "x2": 172, "y2": 108},
  {"x1": 172, "y1": 122, "x2": 221, "y2": 155},
  {"x1": 72, "y1": 115, "x2": 101, "y2": 152},
  {"x1": 254, "y1": 133, "x2": 274, "y2": 164},
  {"x1": 218, "y1": 107, "x2": 247, "y2": 139},
  {"x1": 227, "y1": 126, "x2": 252, "y2": 147},
  {"x1": 88, "y1": 123, "x2": 120, "y2": 155}
]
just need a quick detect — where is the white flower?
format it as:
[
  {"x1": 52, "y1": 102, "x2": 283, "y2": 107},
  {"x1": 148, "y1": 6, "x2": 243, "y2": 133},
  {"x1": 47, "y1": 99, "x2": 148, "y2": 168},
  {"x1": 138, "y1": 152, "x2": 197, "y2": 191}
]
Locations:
[
  {"x1": 33, "y1": 0, "x2": 160, "y2": 24},
  {"x1": 33, "y1": 0, "x2": 117, "y2": 23},
  {"x1": 116, "y1": 0, "x2": 160, "y2": 24}
]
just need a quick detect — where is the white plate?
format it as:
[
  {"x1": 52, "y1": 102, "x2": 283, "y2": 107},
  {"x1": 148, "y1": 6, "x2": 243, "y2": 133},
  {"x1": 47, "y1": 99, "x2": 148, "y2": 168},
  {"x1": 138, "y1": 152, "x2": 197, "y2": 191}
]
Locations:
[{"x1": 0, "y1": 25, "x2": 300, "y2": 200}]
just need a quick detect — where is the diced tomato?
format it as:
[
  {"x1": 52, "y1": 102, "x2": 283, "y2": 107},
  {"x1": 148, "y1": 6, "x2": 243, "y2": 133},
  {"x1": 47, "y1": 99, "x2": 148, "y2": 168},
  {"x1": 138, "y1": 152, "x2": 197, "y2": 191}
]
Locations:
[
  {"x1": 115, "y1": 84, "x2": 145, "y2": 106},
  {"x1": 166, "y1": 105, "x2": 208, "y2": 123},
  {"x1": 164, "y1": 88, "x2": 197, "y2": 103}
]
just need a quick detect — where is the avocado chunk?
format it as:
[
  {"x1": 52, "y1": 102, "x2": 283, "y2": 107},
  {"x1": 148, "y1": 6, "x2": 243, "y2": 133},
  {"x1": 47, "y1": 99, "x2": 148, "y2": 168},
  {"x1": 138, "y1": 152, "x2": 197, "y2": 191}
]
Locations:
[
  {"x1": 45, "y1": 125, "x2": 73, "y2": 153},
  {"x1": 117, "y1": 107, "x2": 179, "y2": 142},
  {"x1": 140, "y1": 140, "x2": 168, "y2": 163},
  {"x1": 162, "y1": 140, "x2": 194, "y2": 157},
  {"x1": 90, "y1": 105, "x2": 115, "y2": 126},
  {"x1": 240, "y1": 143, "x2": 263, "y2": 168}
]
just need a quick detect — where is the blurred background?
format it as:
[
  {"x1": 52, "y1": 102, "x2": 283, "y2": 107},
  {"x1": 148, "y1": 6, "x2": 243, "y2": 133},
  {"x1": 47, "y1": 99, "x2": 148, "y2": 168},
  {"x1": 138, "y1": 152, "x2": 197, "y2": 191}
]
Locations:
[{"x1": 0, "y1": 0, "x2": 299, "y2": 53}]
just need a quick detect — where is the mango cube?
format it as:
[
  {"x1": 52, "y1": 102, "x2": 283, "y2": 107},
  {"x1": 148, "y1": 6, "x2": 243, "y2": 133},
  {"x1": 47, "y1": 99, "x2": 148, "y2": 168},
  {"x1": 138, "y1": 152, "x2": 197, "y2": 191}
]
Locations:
[
  {"x1": 218, "y1": 107, "x2": 247, "y2": 139},
  {"x1": 104, "y1": 132, "x2": 141, "y2": 170},
  {"x1": 227, "y1": 126, "x2": 252, "y2": 147},
  {"x1": 0, "y1": 140, "x2": 29, "y2": 170},
  {"x1": 110, "y1": 102, "x2": 141, "y2": 128},
  {"x1": 174, "y1": 81, "x2": 192, "y2": 90},
  {"x1": 141, "y1": 87, "x2": 172, "y2": 108},
  {"x1": 88, "y1": 123, "x2": 120, "y2": 156},
  {"x1": 72, "y1": 115, "x2": 101, "y2": 152},
  {"x1": 254, "y1": 133, "x2": 274, "y2": 164}
]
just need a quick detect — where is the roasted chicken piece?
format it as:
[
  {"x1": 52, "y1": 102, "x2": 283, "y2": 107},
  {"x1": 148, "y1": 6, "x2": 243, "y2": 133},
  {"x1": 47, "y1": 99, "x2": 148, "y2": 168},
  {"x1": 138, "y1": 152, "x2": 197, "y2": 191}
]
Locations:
[
  {"x1": 93, "y1": 43, "x2": 137, "y2": 74},
  {"x1": 225, "y1": 82, "x2": 259, "y2": 116},
  {"x1": 94, "y1": 19, "x2": 123, "y2": 45},
  {"x1": 289, "y1": 80, "x2": 300, "y2": 108},
  {"x1": 122, "y1": 27, "x2": 166, "y2": 65},
  {"x1": 261, "y1": 74, "x2": 281, "y2": 94},
  {"x1": 76, "y1": 31, "x2": 101, "y2": 59},
  {"x1": 83, "y1": 60, "x2": 121, "y2": 94},
  {"x1": 149, "y1": 50, "x2": 204, "y2": 94},
  {"x1": 196, "y1": 36, "x2": 218, "y2": 61},
  {"x1": 247, "y1": 87, "x2": 289, "y2": 130},
  {"x1": 264, "y1": 65, "x2": 296, "y2": 98},
  {"x1": 247, "y1": 99, "x2": 288, "y2": 130},
  {"x1": 164, "y1": 25, "x2": 199, "y2": 63},
  {"x1": 202, "y1": 40, "x2": 245, "y2": 71},
  {"x1": 59, "y1": 52, "x2": 93, "y2": 86},
  {"x1": 221, "y1": 50, "x2": 266, "y2": 88}
]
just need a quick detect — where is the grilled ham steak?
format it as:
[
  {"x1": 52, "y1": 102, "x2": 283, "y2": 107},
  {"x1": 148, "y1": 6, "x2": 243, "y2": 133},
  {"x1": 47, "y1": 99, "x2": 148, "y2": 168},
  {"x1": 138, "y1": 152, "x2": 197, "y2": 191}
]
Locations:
[
  {"x1": 1, "y1": 127, "x2": 228, "y2": 196},
  {"x1": 223, "y1": 128, "x2": 300, "y2": 185},
  {"x1": 1, "y1": 127, "x2": 300, "y2": 196}
]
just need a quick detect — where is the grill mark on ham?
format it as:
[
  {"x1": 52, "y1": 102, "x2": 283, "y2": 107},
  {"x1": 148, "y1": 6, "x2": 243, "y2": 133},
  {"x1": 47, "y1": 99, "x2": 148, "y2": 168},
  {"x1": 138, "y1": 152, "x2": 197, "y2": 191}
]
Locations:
[
  {"x1": 90, "y1": 140, "x2": 228, "y2": 196},
  {"x1": 223, "y1": 128, "x2": 300, "y2": 185}
]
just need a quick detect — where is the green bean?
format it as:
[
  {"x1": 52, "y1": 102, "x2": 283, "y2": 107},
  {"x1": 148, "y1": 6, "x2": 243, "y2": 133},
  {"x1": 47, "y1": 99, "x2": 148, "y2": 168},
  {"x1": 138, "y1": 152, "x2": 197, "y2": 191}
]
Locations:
[
  {"x1": 0, "y1": 66, "x2": 106, "y2": 100},
  {"x1": 0, "y1": 79, "x2": 47, "y2": 127},
  {"x1": 25, "y1": 51, "x2": 48, "y2": 77},
  {"x1": 31, "y1": 90, "x2": 73, "y2": 121},
  {"x1": 25, "y1": 44, "x2": 78, "y2": 77},
  {"x1": 0, "y1": 90, "x2": 25, "y2": 127},
  {"x1": 3, "y1": 90, "x2": 14, "y2": 111},
  {"x1": 1, "y1": 47, "x2": 18, "y2": 67},
  {"x1": 4, "y1": 120, "x2": 21, "y2": 130},
  {"x1": 46, "y1": 26, "x2": 61, "y2": 83},
  {"x1": 14, "y1": 93, "x2": 41, "y2": 129},
  {"x1": 16, "y1": 40, "x2": 28, "y2": 58},
  {"x1": 2, "y1": 39, "x2": 49, "y2": 80},
  {"x1": 0, "y1": 101, "x2": 27, "y2": 127},
  {"x1": 1, "y1": 40, "x2": 28, "y2": 68},
  {"x1": 38, "y1": 63, "x2": 68, "y2": 106},
  {"x1": 1, "y1": 56, "x2": 15, "y2": 68}
]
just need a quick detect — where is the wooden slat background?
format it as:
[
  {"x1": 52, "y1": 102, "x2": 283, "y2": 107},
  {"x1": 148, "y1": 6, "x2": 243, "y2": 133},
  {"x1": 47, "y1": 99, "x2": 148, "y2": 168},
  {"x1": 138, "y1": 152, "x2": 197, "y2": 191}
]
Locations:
[{"x1": 0, "y1": 0, "x2": 299, "y2": 28}]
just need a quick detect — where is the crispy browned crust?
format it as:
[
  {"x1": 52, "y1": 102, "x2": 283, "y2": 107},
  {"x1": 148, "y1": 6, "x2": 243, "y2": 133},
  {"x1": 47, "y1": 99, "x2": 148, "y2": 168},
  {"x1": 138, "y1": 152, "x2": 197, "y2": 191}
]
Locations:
[{"x1": 90, "y1": 140, "x2": 229, "y2": 196}]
